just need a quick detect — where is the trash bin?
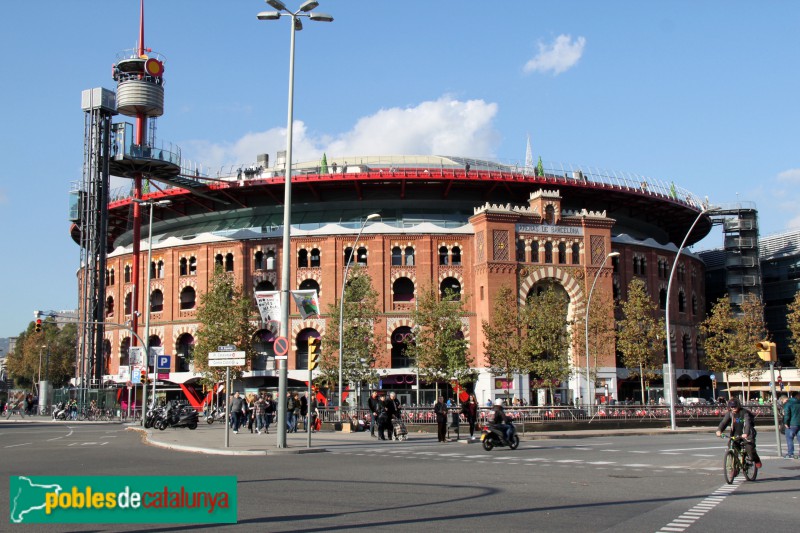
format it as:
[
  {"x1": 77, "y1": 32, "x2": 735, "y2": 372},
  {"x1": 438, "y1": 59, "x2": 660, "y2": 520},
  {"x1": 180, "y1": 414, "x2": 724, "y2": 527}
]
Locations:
[{"x1": 449, "y1": 411, "x2": 460, "y2": 428}]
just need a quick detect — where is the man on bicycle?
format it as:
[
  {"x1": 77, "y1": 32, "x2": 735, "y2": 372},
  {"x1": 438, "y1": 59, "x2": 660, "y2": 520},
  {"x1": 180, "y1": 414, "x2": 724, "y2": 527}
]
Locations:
[{"x1": 716, "y1": 398, "x2": 762, "y2": 468}]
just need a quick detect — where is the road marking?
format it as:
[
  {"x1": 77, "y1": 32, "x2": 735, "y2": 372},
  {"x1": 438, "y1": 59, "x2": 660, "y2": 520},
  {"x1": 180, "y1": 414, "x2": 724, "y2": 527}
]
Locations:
[
  {"x1": 657, "y1": 479, "x2": 742, "y2": 533},
  {"x1": 601, "y1": 449, "x2": 620, "y2": 452},
  {"x1": 5, "y1": 443, "x2": 32, "y2": 448},
  {"x1": 587, "y1": 461, "x2": 615, "y2": 465}
]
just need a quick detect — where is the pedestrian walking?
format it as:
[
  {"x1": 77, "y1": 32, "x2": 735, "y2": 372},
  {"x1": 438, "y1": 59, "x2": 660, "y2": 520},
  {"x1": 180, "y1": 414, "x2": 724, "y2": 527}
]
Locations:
[
  {"x1": 784, "y1": 391, "x2": 800, "y2": 458},
  {"x1": 368, "y1": 390, "x2": 381, "y2": 438},
  {"x1": 461, "y1": 393, "x2": 479, "y2": 439},
  {"x1": 434, "y1": 396, "x2": 448, "y2": 442},
  {"x1": 229, "y1": 392, "x2": 244, "y2": 434}
]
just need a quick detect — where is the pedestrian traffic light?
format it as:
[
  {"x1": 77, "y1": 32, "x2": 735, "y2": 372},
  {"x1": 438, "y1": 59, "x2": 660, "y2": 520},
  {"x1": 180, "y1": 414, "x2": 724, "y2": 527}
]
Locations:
[
  {"x1": 308, "y1": 338, "x2": 321, "y2": 370},
  {"x1": 755, "y1": 341, "x2": 776, "y2": 362},
  {"x1": 34, "y1": 319, "x2": 42, "y2": 333}
]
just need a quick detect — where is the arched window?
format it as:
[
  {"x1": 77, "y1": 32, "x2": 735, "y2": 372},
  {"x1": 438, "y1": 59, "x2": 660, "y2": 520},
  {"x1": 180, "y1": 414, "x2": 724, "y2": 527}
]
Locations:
[
  {"x1": 633, "y1": 257, "x2": 639, "y2": 275},
  {"x1": 180, "y1": 258, "x2": 188, "y2": 276},
  {"x1": 678, "y1": 291, "x2": 686, "y2": 313},
  {"x1": 254, "y1": 251, "x2": 265, "y2": 270},
  {"x1": 531, "y1": 241, "x2": 539, "y2": 263},
  {"x1": 393, "y1": 277, "x2": 415, "y2": 302},
  {"x1": 124, "y1": 265, "x2": 132, "y2": 283},
  {"x1": 391, "y1": 246, "x2": 402, "y2": 266},
  {"x1": 659, "y1": 288, "x2": 667, "y2": 310},
  {"x1": 451, "y1": 246, "x2": 462, "y2": 266},
  {"x1": 252, "y1": 330, "x2": 276, "y2": 371},
  {"x1": 225, "y1": 253, "x2": 234, "y2": 272},
  {"x1": 692, "y1": 294, "x2": 698, "y2": 315},
  {"x1": 404, "y1": 246, "x2": 415, "y2": 266},
  {"x1": 298, "y1": 279, "x2": 320, "y2": 300},
  {"x1": 120, "y1": 337, "x2": 130, "y2": 367},
  {"x1": 357, "y1": 246, "x2": 367, "y2": 266},
  {"x1": 156, "y1": 260, "x2": 164, "y2": 279},
  {"x1": 641, "y1": 258, "x2": 647, "y2": 276},
  {"x1": 189, "y1": 256, "x2": 197, "y2": 275},
  {"x1": 613, "y1": 281, "x2": 621, "y2": 302},
  {"x1": 180, "y1": 286, "x2": 196, "y2": 310},
  {"x1": 344, "y1": 247, "x2": 354, "y2": 265},
  {"x1": 124, "y1": 292, "x2": 132, "y2": 315},
  {"x1": 103, "y1": 339, "x2": 112, "y2": 374},
  {"x1": 266, "y1": 251, "x2": 275, "y2": 270},
  {"x1": 439, "y1": 246, "x2": 449, "y2": 265},
  {"x1": 440, "y1": 277, "x2": 461, "y2": 300},
  {"x1": 109, "y1": 268, "x2": 115, "y2": 286},
  {"x1": 612, "y1": 254, "x2": 619, "y2": 273},
  {"x1": 175, "y1": 333, "x2": 194, "y2": 372},
  {"x1": 215, "y1": 254, "x2": 223, "y2": 268},
  {"x1": 150, "y1": 261, "x2": 157, "y2": 279},
  {"x1": 571, "y1": 243, "x2": 580, "y2": 265},
  {"x1": 516, "y1": 239, "x2": 526, "y2": 262},
  {"x1": 391, "y1": 326, "x2": 414, "y2": 368},
  {"x1": 558, "y1": 242, "x2": 567, "y2": 264},
  {"x1": 298, "y1": 249, "x2": 309, "y2": 268},
  {"x1": 683, "y1": 334, "x2": 693, "y2": 369},
  {"x1": 255, "y1": 280, "x2": 275, "y2": 291},
  {"x1": 310, "y1": 248, "x2": 321, "y2": 268},
  {"x1": 544, "y1": 242, "x2": 553, "y2": 263},
  {"x1": 150, "y1": 289, "x2": 164, "y2": 313},
  {"x1": 105, "y1": 296, "x2": 114, "y2": 317}
]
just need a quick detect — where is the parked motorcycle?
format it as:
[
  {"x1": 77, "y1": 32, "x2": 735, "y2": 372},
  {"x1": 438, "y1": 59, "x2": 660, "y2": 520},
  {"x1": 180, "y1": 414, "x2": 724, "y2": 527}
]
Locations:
[
  {"x1": 157, "y1": 402, "x2": 199, "y2": 430},
  {"x1": 144, "y1": 405, "x2": 166, "y2": 429},
  {"x1": 205, "y1": 407, "x2": 226, "y2": 425},
  {"x1": 481, "y1": 423, "x2": 520, "y2": 451},
  {"x1": 52, "y1": 402, "x2": 69, "y2": 421}
]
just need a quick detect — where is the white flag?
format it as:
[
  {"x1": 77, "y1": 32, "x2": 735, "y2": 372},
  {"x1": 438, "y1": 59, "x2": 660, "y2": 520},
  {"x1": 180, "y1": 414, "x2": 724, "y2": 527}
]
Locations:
[{"x1": 254, "y1": 290, "x2": 281, "y2": 325}]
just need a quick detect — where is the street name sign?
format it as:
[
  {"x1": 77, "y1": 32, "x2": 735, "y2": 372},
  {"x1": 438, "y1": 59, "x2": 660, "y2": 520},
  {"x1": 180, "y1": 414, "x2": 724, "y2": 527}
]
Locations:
[
  {"x1": 209, "y1": 351, "x2": 246, "y2": 360},
  {"x1": 209, "y1": 358, "x2": 246, "y2": 367}
]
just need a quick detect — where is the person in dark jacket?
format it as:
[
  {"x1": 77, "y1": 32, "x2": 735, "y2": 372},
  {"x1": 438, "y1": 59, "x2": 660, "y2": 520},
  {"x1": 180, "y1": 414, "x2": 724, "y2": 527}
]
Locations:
[
  {"x1": 461, "y1": 393, "x2": 479, "y2": 439},
  {"x1": 376, "y1": 393, "x2": 390, "y2": 440},
  {"x1": 434, "y1": 396, "x2": 448, "y2": 442},
  {"x1": 716, "y1": 398, "x2": 761, "y2": 468},
  {"x1": 383, "y1": 392, "x2": 400, "y2": 440},
  {"x1": 368, "y1": 391, "x2": 381, "y2": 438},
  {"x1": 229, "y1": 392, "x2": 244, "y2": 434},
  {"x1": 783, "y1": 391, "x2": 800, "y2": 458}
]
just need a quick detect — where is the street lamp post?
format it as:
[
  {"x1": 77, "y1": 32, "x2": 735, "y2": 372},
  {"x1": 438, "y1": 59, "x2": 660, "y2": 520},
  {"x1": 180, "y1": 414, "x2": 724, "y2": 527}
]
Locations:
[
  {"x1": 664, "y1": 205, "x2": 716, "y2": 430},
  {"x1": 258, "y1": 0, "x2": 333, "y2": 448},
  {"x1": 585, "y1": 251, "x2": 619, "y2": 412},
  {"x1": 131, "y1": 198, "x2": 171, "y2": 424},
  {"x1": 338, "y1": 213, "x2": 380, "y2": 414}
]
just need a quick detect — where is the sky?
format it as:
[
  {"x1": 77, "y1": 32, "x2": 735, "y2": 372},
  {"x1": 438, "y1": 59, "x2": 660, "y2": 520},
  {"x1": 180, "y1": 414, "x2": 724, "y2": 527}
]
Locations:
[{"x1": 1, "y1": 1, "x2": 798, "y2": 339}]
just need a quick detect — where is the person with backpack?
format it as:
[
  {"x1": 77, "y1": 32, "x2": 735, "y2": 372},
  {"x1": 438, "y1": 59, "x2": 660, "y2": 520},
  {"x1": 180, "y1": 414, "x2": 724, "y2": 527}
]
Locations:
[{"x1": 783, "y1": 391, "x2": 800, "y2": 459}]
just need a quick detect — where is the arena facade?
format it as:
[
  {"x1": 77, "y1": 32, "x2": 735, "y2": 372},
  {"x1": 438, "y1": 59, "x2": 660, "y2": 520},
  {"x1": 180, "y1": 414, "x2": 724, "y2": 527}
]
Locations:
[{"x1": 88, "y1": 155, "x2": 713, "y2": 406}]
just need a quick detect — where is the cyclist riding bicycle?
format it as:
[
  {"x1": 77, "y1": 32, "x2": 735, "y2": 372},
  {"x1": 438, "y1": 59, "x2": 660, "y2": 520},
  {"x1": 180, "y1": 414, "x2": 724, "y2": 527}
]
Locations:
[{"x1": 716, "y1": 398, "x2": 762, "y2": 469}]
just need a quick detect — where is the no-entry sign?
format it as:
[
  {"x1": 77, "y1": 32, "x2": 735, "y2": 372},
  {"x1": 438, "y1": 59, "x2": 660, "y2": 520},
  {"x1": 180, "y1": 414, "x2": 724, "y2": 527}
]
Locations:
[{"x1": 274, "y1": 336, "x2": 289, "y2": 356}]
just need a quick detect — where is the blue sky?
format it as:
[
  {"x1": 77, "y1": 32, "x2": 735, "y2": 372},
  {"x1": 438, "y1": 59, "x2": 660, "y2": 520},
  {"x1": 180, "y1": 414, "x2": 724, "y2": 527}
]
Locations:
[{"x1": 1, "y1": 1, "x2": 798, "y2": 338}]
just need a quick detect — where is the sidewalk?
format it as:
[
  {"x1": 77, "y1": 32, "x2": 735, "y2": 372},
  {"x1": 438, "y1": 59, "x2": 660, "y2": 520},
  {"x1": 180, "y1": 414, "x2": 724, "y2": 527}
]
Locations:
[{"x1": 128, "y1": 421, "x2": 722, "y2": 456}]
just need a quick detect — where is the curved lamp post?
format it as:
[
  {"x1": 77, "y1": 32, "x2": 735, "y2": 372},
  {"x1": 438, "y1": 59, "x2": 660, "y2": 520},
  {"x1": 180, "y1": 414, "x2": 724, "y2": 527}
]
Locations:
[
  {"x1": 338, "y1": 213, "x2": 380, "y2": 413},
  {"x1": 258, "y1": 0, "x2": 333, "y2": 448},
  {"x1": 585, "y1": 251, "x2": 619, "y2": 412},
  {"x1": 665, "y1": 204, "x2": 716, "y2": 430}
]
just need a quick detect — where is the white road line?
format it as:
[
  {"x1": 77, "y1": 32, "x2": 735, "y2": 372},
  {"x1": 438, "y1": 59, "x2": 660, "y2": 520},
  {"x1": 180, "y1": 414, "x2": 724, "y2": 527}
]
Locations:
[
  {"x1": 601, "y1": 449, "x2": 620, "y2": 452},
  {"x1": 5, "y1": 443, "x2": 32, "y2": 448},
  {"x1": 657, "y1": 479, "x2": 742, "y2": 532},
  {"x1": 587, "y1": 461, "x2": 616, "y2": 465}
]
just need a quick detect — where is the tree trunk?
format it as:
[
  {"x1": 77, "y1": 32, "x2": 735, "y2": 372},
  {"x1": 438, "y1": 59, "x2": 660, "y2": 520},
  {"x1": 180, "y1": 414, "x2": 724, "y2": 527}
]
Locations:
[{"x1": 639, "y1": 364, "x2": 646, "y2": 405}]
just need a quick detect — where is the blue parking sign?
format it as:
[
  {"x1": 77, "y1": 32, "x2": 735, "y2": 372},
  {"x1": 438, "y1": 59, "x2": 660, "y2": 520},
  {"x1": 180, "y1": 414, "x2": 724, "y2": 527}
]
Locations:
[{"x1": 157, "y1": 355, "x2": 171, "y2": 370}]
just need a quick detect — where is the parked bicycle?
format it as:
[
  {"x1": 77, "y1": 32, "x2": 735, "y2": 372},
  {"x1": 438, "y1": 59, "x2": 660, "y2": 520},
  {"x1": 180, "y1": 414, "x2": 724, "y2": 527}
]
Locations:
[{"x1": 721, "y1": 435, "x2": 758, "y2": 484}]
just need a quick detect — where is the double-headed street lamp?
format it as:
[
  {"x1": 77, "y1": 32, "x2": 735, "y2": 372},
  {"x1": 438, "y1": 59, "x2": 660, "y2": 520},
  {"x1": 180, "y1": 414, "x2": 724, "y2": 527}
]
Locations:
[
  {"x1": 258, "y1": 0, "x2": 333, "y2": 448},
  {"x1": 338, "y1": 214, "x2": 380, "y2": 413},
  {"x1": 664, "y1": 204, "x2": 717, "y2": 430},
  {"x1": 585, "y1": 251, "x2": 619, "y2": 411},
  {"x1": 131, "y1": 198, "x2": 171, "y2": 420}
]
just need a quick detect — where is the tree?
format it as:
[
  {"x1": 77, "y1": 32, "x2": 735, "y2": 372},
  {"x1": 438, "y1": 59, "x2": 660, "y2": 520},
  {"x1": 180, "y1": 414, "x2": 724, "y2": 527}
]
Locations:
[
  {"x1": 522, "y1": 285, "x2": 572, "y2": 403},
  {"x1": 788, "y1": 290, "x2": 800, "y2": 365},
  {"x1": 483, "y1": 285, "x2": 528, "y2": 399},
  {"x1": 5, "y1": 319, "x2": 77, "y2": 390},
  {"x1": 408, "y1": 285, "x2": 474, "y2": 389},
  {"x1": 701, "y1": 294, "x2": 767, "y2": 401},
  {"x1": 318, "y1": 266, "x2": 381, "y2": 397},
  {"x1": 572, "y1": 286, "x2": 616, "y2": 393},
  {"x1": 616, "y1": 279, "x2": 665, "y2": 405},
  {"x1": 193, "y1": 266, "x2": 256, "y2": 385}
]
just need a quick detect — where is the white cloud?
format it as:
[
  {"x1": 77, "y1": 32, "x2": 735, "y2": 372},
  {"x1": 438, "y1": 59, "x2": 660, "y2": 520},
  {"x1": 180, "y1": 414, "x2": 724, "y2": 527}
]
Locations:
[
  {"x1": 777, "y1": 168, "x2": 800, "y2": 183},
  {"x1": 523, "y1": 34, "x2": 586, "y2": 75},
  {"x1": 181, "y1": 96, "x2": 501, "y2": 171}
]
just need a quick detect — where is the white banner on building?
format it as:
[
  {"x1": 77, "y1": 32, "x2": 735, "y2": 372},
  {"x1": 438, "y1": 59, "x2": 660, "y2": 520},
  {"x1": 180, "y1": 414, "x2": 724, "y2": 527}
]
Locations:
[
  {"x1": 291, "y1": 289, "x2": 320, "y2": 319},
  {"x1": 254, "y1": 290, "x2": 281, "y2": 325}
]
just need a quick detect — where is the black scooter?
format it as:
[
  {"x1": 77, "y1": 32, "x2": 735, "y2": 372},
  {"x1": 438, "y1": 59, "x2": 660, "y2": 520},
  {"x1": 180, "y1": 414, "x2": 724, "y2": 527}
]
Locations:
[
  {"x1": 157, "y1": 403, "x2": 199, "y2": 430},
  {"x1": 481, "y1": 423, "x2": 520, "y2": 451}
]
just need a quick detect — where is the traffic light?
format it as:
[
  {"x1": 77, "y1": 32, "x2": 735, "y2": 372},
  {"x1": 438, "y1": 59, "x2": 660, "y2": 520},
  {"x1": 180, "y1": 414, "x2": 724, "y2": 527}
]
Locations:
[
  {"x1": 755, "y1": 341, "x2": 777, "y2": 362},
  {"x1": 141, "y1": 369, "x2": 147, "y2": 383},
  {"x1": 308, "y1": 338, "x2": 321, "y2": 370},
  {"x1": 34, "y1": 319, "x2": 42, "y2": 333}
]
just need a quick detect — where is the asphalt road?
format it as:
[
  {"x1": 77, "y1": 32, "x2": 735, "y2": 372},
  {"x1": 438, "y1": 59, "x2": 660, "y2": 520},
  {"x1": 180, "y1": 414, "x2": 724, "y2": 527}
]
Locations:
[{"x1": 1, "y1": 421, "x2": 799, "y2": 532}]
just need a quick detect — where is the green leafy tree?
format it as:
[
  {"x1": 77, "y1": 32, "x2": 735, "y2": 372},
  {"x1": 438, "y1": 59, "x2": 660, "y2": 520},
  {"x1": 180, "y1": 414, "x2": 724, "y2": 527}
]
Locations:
[
  {"x1": 616, "y1": 279, "x2": 665, "y2": 405},
  {"x1": 409, "y1": 285, "x2": 474, "y2": 388},
  {"x1": 318, "y1": 266, "x2": 381, "y2": 396},
  {"x1": 572, "y1": 286, "x2": 616, "y2": 392},
  {"x1": 483, "y1": 285, "x2": 529, "y2": 399},
  {"x1": 522, "y1": 285, "x2": 572, "y2": 402},
  {"x1": 787, "y1": 290, "x2": 800, "y2": 365},
  {"x1": 193, "y1": 266, "x2": 256, "y2": 385},
  {"x1": 736, "y1": 293, "x2": 768, "y2": 398},
  {"x1": 5, "y1": 319, "x2": 77, "y2": 390}
]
